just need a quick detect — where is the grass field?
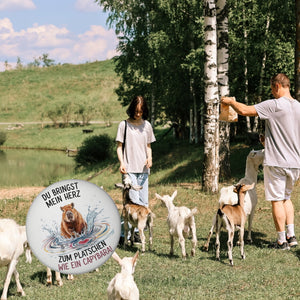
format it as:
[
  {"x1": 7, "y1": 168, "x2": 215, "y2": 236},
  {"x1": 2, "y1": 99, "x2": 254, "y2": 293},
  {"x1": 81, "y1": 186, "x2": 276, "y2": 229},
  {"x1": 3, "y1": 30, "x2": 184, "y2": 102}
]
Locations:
[
  {"x1": 0, "y1": 127, "x2": 299, "y2": 299},
  {"x1": 0, "y1": 180, "x2": 299, "y2": 299},
  {"x1": 0, "y1": 61, "x2": 299, "y2": 299}
]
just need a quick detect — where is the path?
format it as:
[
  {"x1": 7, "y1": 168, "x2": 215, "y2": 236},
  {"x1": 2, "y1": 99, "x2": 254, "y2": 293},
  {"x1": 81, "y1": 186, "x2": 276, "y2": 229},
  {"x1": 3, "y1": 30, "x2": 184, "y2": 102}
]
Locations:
[{"x1": 0, "y1": 186, "x2": 44, "y2": 200}]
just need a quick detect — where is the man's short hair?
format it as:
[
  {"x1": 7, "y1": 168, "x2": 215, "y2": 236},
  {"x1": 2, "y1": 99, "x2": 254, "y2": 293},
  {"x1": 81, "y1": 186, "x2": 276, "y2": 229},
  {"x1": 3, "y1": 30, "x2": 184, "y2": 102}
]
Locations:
[{"x1": 270, "y1": 73, "x2": 290, "y2": 88}]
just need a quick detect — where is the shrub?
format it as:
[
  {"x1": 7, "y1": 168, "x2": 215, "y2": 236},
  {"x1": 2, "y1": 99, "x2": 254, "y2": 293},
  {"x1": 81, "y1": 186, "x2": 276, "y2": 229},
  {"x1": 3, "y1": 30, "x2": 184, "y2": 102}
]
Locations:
[
  {"x1": 0, "y1": 131, "x2": 7, "y2": 145},
  {"x1": 75, "y1": 134, "x2": 114, "y2": 168}
]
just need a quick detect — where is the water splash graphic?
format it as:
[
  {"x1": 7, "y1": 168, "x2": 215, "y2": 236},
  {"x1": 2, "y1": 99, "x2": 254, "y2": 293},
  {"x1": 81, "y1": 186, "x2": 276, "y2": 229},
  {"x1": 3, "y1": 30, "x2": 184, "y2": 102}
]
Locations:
[{"x1": 42, "y1": 206, "x2": 114, "y2": 255}]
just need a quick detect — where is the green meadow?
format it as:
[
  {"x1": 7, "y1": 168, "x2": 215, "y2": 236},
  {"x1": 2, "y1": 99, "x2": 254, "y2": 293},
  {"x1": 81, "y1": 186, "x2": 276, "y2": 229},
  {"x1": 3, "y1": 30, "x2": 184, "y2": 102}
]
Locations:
[{"x1": 0, "y1": 62, "x2": 299, "y2": 299}]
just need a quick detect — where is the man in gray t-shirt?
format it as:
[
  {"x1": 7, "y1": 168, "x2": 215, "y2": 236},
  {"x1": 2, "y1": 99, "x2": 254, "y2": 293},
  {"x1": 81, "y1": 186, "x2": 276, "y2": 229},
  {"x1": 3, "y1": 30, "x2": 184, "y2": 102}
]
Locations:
[{"x1": 221, "y1": 73, "x2": 300, "y2": 250}]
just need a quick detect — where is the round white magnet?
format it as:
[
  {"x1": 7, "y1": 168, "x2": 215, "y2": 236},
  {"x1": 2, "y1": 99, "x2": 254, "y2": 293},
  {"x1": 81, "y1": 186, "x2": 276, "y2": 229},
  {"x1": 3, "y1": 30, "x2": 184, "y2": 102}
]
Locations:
[{"x1": 26, "y1": 179, "x2": 121, "y2": 274}]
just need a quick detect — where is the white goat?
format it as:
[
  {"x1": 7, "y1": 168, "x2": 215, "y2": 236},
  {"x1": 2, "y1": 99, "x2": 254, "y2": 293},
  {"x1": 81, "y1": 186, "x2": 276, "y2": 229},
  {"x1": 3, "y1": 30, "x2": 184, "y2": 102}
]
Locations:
[
  {"x1": 107, "y1": 251, "x2": 139, "y2": 300},
  {"x1": 115, "y1": 175, "x2": 154, "y2": 253},
  {"x1": 0, "y1": 219, "x2": 32, "y2": 300},
  {"x1": 155, "y1": 190, "x2": 198, "y2": 259},
  {"x1": 46, "y1": 267, "x2": 74, "y2": 286},
  {"x1": 218, "y1": 149, "x2": 264, "y2": 243},
  {"x1": 205, "y1": 183, "x2": 254, "y2": 266}
]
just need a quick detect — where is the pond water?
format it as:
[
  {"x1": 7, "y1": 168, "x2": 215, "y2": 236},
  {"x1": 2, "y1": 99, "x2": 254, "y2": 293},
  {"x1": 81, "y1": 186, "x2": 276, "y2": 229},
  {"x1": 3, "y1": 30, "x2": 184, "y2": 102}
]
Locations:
[{"x1": 0, "y1": 149, "x2": 76, "y2": 187}]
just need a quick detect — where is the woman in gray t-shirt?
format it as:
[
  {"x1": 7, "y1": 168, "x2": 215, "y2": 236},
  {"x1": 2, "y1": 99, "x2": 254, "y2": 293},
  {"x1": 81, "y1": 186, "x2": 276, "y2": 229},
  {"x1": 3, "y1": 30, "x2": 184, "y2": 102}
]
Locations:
[{"x1": 116, "y1": 96, "x2": 156, "y2": 207}]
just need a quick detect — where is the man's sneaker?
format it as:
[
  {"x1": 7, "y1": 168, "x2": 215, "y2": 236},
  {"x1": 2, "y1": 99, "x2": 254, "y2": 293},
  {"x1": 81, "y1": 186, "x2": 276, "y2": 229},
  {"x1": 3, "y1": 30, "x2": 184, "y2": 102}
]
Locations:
[
  {"x1": 287, "y1": 236, "x2": 298, "y2": 247},
  {"x1": 268, "y1": 241, "x2": 290, "y2": 250}
]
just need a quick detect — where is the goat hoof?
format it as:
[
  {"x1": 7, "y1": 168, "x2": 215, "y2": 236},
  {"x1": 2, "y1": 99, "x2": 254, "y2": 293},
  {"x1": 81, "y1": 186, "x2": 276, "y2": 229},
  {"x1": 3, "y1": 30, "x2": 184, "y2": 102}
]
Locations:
[{"x1": 229, "y1": 260, "x2": 233, "y2": 266}]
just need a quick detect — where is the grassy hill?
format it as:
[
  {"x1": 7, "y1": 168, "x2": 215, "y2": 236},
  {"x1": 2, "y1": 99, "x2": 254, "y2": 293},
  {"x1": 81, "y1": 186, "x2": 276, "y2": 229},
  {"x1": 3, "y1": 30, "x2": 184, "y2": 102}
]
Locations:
[{"x1": 0, "y1": 60, "x2": 125, "y2": 123}]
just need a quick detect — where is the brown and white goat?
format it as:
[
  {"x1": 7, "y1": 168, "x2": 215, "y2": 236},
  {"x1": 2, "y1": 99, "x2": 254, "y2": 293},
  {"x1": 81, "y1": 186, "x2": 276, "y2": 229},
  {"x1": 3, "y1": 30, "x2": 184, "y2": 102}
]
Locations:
[
  {"x1": 204, "y1": 183, "x2": 254, "y2": 266},
  {"x1": 155, "y1": 190, "x2": 198, "y2": 259},
  {"x1": 218, "y1": 149, "x2": 264, "y2": 243},
  {"x1": 115, "y1": 174, "x2": 154, "y2": 253},
  {"x1": 107, "y1": 251, "x2": 139, "y2": 300}
]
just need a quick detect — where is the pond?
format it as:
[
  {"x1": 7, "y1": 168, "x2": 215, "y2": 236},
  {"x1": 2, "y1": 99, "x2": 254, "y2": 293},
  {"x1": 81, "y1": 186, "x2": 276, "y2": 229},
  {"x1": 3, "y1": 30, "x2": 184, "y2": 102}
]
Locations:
[{"x1": 0, "y1": 149, "x2": 76, "y2": 187}]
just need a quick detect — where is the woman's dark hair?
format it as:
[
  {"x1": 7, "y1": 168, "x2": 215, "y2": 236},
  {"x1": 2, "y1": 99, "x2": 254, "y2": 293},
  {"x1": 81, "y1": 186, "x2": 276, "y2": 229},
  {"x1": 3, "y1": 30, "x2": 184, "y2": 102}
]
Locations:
[{"x1": 126, "y1": 96, "x2": 149, "y2": 120}]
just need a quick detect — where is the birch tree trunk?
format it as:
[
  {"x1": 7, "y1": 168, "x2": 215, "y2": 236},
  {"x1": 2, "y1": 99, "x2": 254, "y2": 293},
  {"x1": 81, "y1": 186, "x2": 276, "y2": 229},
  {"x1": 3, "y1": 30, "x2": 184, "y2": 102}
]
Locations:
[
  {"x1": 216, "y1": 0, "x2": 231, "y2": 179},
  {"x1": 243, "y1": 4, "x2": 251, "y2": 132},
  {"x1": 202, "y1": 0, "x2": 219, "y2": 193},
  {"x1": 253, "y1": 16, "x2": 270, "y2": 132}
]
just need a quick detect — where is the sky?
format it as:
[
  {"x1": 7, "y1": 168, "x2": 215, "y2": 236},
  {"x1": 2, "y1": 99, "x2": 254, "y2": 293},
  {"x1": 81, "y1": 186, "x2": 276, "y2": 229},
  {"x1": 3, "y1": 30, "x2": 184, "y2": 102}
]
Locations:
[{"x1": 0, "y1": 0, "x2": 118, "y2": 71}]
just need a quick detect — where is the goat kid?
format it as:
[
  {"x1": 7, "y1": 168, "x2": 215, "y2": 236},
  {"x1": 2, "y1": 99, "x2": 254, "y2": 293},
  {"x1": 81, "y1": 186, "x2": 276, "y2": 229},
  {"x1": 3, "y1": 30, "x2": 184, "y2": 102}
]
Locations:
[
  {"x1": 218, "y1": 149, "x2": 264, "y2": 243},
  {"x1": 155, "y1": 190, "x2": 197, "y2": 259},
  {"x1": 107, "y1": 251, "x2": 139, "y2": 300},
  {"x1": 205, "y1": 183, "x2": 254, "y2": 266},
  {"x1": 0, "y1": 219, "x2": 32, "y2": 300},
  {"x1": 115, "y1": 175, "x2": 154, "y2": 253}
]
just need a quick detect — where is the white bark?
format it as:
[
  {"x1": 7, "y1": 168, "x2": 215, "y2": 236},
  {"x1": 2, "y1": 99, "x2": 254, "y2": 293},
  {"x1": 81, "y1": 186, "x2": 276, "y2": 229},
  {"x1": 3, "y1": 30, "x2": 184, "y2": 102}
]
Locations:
[
  {"x1": 217, "y1": 0, "x2": 231, "y2": 179},
  {"x1": 203, "y1": 0, "x2": 219, "y2": 193}
]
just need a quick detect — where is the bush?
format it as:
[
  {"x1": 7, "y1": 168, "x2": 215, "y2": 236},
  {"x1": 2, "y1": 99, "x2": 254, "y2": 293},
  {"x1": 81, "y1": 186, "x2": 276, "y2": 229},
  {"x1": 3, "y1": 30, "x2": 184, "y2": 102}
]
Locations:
[
  {"x1": 75, "y1": 134, "x2": 114, "y2": 168},
  {"x1": 0, "y1": 131, "x2": 7, "y2": 145}
]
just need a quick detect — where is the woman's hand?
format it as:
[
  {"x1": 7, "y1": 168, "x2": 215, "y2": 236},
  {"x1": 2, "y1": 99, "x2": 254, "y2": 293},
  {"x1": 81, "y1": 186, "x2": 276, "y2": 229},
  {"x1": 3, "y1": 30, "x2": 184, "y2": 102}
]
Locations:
[
  {"x1": 145, "y1": 157, "x2": 152, "y2": 169},
  {"x1": 119, "y1": 163, "x2": 126, "y2": 174}
]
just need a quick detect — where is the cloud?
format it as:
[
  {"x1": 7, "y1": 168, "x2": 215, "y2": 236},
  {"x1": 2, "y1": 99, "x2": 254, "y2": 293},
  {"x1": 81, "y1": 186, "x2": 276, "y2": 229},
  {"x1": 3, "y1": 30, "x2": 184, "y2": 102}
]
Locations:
[
  {"x1": 0, "y1": 17, "x2": 118, "y2": 69},
  {"x1": 0, "y1": 0, "x2": 36, "y2": 11},
  {"x1": 75, "y1": 0, "x2": 101, "y2": 12}
]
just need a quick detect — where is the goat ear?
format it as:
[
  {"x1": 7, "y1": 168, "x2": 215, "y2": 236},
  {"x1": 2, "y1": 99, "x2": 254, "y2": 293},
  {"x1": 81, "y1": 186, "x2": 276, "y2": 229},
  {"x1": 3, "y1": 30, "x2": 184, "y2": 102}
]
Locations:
[
  {"x1": 115, "y1": 183, "x2": 124, "y2": 189},
  {"x1": 155, "y1": 193, "x2": 162, "y2": 200},
  {"x1": 171, "y1": 190, "x2": 177, "y2": 199},
  {"x1": 243, "y1": 183, "x2": 255, "y2": 191},
  {"x1": 111, "y1": 252, "x2": 122, "y2": 265},
  {"x1": 132, "y1": 251, "x2": 139, "y2": 266}
]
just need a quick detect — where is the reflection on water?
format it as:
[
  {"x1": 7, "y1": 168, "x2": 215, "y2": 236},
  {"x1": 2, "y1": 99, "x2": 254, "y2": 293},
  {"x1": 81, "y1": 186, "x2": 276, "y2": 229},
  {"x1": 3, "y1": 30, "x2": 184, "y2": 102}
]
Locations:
[{"x1": 0, "y1": 149, "x2": 75, "y2": 187}]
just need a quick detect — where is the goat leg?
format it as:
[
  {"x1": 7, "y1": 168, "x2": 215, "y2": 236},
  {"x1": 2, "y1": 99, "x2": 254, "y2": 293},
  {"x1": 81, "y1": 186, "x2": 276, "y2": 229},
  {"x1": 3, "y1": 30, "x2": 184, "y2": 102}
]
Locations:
[
  {"x1": 148, "y1": 217, "x2": 153, "y2": 251},
  {"x1": 204, "y1": 215, "x2": 216, "y2": 251},
  {"x1": 178, "y1": 232, "x2": 187, "y2": 259},
  {"x1": 141, "y1": 230, "x2": 146, "y2": 253},
  {"x1": 227, "y1": 230, "x2": 234, "y2": 266},
  {"x1": 190, "y1": 222, "x2": 197, "y2": 257},
  {"x1": 246, "y1": 210, "x2": 255, "y2": 243},
  {"x1": 215, "y1": 216, "x2": 221, "y2": 261},
  {"x1": 1, "y1": 260, "x2": 17, "y2": 300},
  {"x1": 123, "y1": 218, "x2": 129, "y2": 249},
  {"x1": 170, "y1": 234, "x2": 174, "y2": 256},
  {"x1": 240, "y1": 226, "x2": 246, "y2": 260}
]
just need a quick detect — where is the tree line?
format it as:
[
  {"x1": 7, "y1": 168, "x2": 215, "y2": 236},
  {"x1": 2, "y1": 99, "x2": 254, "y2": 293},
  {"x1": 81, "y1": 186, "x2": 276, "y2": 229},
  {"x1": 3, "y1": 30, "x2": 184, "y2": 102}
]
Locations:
[
  {"x1": 96, "y1": 0, "x2": 297, "y2": 192},
  {"x1": 97, "y1": 0, "x2": 295, "y2": 134}
]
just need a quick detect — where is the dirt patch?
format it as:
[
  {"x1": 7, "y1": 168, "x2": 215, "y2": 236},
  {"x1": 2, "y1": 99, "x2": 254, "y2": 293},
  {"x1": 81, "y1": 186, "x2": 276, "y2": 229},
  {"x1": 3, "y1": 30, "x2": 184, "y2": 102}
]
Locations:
[{"x1": 0, "y1": 186, "x2": 45, "y2": 200}]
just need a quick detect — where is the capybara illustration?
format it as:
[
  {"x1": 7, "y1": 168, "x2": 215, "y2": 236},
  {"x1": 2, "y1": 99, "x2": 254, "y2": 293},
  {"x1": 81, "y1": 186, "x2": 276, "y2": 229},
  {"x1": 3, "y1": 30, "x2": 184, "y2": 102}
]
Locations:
[{"x1": 60, "y1": 203, "x2": 87, "y2": 238}]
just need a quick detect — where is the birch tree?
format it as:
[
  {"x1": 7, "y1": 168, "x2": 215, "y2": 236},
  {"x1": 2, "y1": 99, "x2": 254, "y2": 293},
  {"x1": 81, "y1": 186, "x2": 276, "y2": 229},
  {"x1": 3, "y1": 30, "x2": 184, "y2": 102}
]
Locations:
[
  {"x1": 202, "y1": 0, "x2": 219, "y2": 193},
  {"x1": 217, "y1": 0, "x2": 231, "y2": 179}
]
